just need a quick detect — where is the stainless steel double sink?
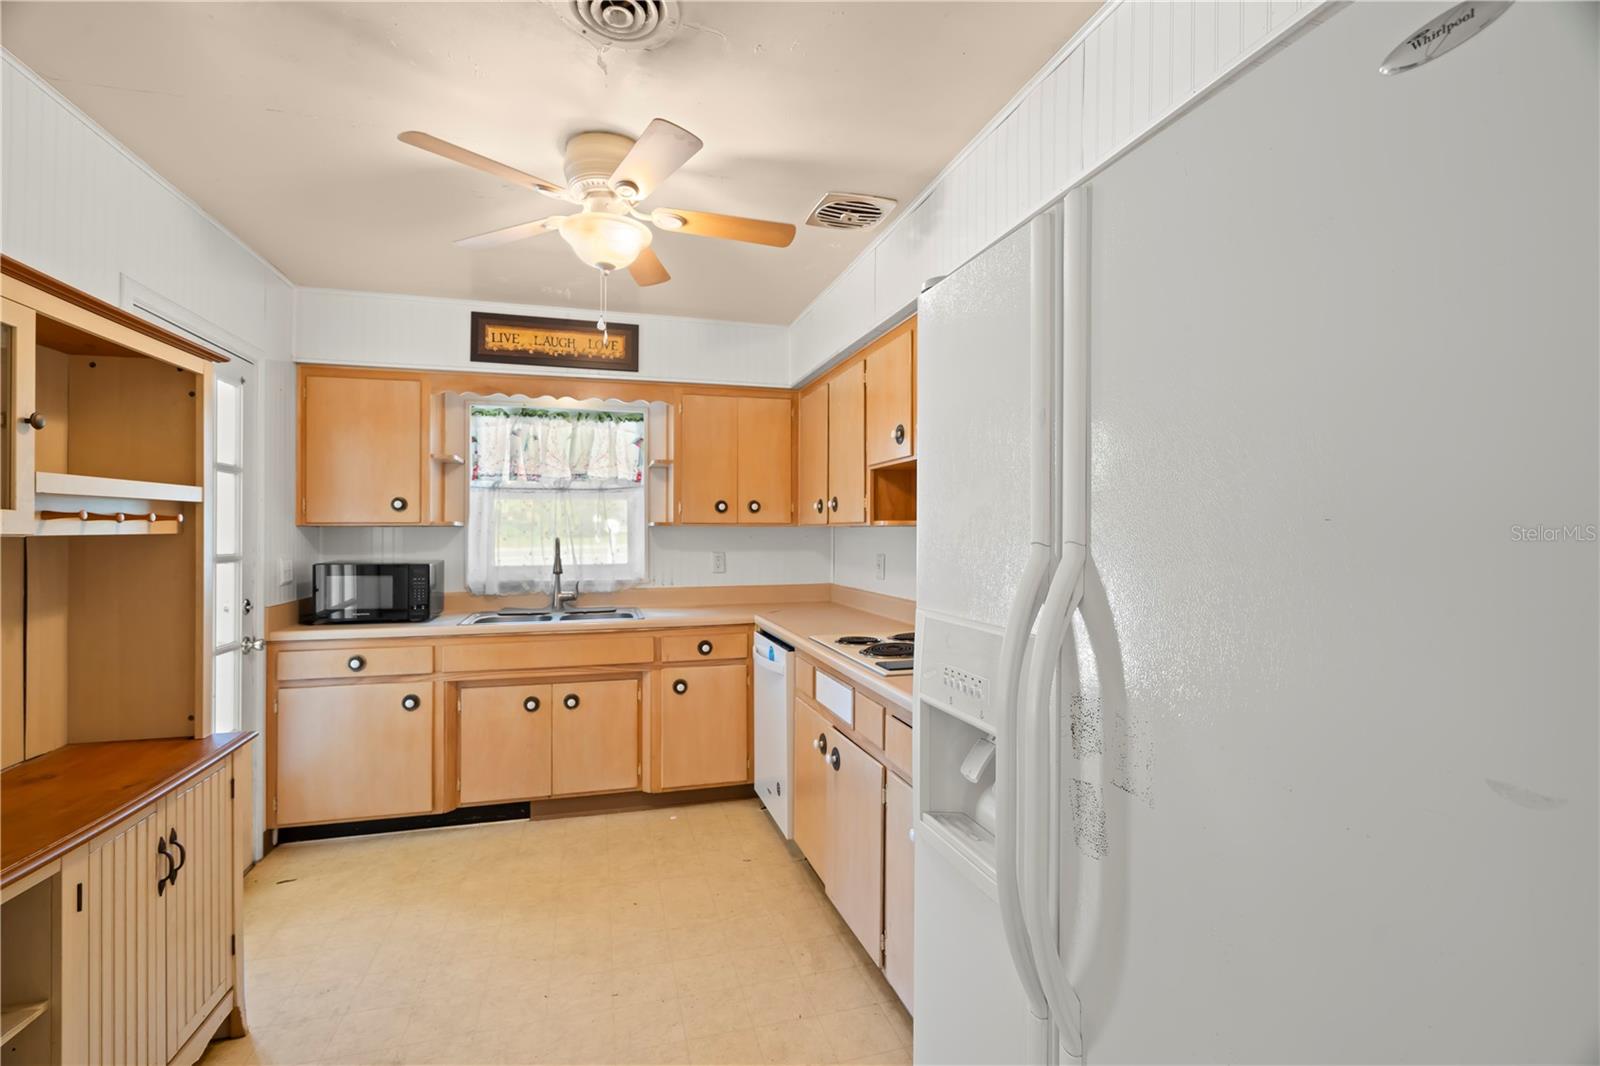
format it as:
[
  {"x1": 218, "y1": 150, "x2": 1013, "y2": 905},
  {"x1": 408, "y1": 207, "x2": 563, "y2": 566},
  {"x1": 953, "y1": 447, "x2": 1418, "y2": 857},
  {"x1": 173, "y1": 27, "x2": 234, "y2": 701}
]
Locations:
[{"x1": 459, "y1": 607, "x2": 644, "y2": 626}]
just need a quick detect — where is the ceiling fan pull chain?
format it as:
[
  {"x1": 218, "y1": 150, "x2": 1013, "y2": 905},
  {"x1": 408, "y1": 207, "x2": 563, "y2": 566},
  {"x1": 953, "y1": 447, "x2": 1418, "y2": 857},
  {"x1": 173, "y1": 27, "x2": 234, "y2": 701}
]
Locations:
[{"x1": 597, "y1": 269, "x2": 609, "y2": 343}]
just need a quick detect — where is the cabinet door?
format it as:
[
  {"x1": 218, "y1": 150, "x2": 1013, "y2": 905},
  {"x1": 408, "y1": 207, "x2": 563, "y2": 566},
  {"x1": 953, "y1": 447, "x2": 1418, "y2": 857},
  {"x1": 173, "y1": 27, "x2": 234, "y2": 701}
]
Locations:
[
  {"x1": 826, "y1": 728, "x2": 885, "y2": 962},
  {"x1": 300, "y1": 372, "x2": 424, "y2": 524},
  {"x1": 659, "y1": 662, "x2": 748, "y2": 789},
  {"x1": 0, "y1": 298, "x2": 38, "y2": 532},
  {"x1": 276, "y1": 682, "x2": 434, "y2": 824},
  {"x1": 883, "y1": 772, "x2": 914, "y2": 1010},
  {"x1": 161, "y1": 764, "x2": 232, "y2": 1052},
  {"x1": 85, "y1": 805, "x2": 166, "y2": 1066},
  {"x1": 679, "y1": 393, "x2": 739, "y2": 524},
  {"x1": 826, "y1": 363, "x2": 866, "y2": 524},
  {"x1": 796, "y1": 386, "x2": 829, "y2": 526},
  {"x1": 792, "y1": 698, "x2": 832, "y2": 881},
  {"x1": 459, "y1": 682, "x2": 552, "y2": 803},
  {"x1": 865, "y1": 323, "x2": 915, "y2": 466},
  {"x1": 550, "y1": 678, "x2": 639, "y2": 795},
  {"x1": 735, "y1": 396, "x2": 793, "y2": 524}
]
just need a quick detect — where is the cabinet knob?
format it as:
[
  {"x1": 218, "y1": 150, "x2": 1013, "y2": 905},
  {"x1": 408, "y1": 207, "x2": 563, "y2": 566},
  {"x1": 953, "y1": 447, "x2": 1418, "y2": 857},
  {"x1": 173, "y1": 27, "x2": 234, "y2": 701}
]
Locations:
[
  {"x1": 814, "y1": 499, "x2": 825, "y2": 514},
  {"x1": 390, "y1": 496, "x2": 408, "y2": 512},
  {"x1": 747, "y1": 500, "x2": 761, "y2": 514},
  {"x1": 401, "y1": 693, "x2": 421, "y2": 711},
  {"x1": 893, "y1": 423, "x2": 906, "y2": 445},
  {"x1": 815, "y1": 733, "x2": 827, "y2": 755},
  {"x1": 523, "y1": 695, "x2": 541, "y2": 713},
  {"x1": 829, "y1": 747, "x2": 841, "y2": 771},
  {"x1": 828, "y1": 496, "x2": 839, "y2": 512},
  {"x1": 347, "y1": 655, "x2": 366, "y2": 672},
  {"x1": 714, "y1": 499, "x2": 729, "y2": 514},
  {"x1": 22, "y1": 411, "x2": 45, "y2": 431},
  {"x1": 564, "y1": 693, "x2": 580, "y2": 710},
  {"x1": 672, "y1": 679, "x2": 688, "y2": 695},
  {"x1": 697, "y1": 640, "x2": 713, "y2": 656}
]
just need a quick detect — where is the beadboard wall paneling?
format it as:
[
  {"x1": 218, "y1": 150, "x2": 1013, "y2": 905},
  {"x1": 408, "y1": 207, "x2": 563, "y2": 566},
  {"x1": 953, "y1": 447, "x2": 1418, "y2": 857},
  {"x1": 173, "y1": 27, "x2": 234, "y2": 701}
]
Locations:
[
  {"x1": 296, "y1": 287, "x2": 790, "y2": 388},
  {"x1": 790, "y1": 0, "x2": 1333, "y2": 382}
]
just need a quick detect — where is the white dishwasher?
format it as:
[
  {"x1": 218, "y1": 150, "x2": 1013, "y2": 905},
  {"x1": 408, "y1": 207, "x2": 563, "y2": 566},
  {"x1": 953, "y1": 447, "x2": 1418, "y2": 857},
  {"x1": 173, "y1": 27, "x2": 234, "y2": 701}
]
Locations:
[{"x1": 752, "y1": 630, "x2": 793, "y2": 837}]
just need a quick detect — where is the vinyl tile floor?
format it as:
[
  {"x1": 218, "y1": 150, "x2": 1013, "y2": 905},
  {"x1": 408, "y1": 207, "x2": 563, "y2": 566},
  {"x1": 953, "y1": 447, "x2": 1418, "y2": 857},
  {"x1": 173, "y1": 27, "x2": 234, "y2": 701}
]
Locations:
[{"x1": 199, "y1": 799, "x2": 912, "y2": 1065}]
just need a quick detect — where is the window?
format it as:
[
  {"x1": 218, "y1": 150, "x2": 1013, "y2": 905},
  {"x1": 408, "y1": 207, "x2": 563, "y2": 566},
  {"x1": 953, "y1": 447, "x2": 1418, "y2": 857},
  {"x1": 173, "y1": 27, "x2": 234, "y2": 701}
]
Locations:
[{"x1": 464, "y1": 402, "x2": 648, "y2": 595}]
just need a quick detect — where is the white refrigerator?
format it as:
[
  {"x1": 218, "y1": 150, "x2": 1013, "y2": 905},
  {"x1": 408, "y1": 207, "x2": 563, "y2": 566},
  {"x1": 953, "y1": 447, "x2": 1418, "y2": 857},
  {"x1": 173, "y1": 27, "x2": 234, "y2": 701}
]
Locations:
[{"x1": 912, "y1": 4, "x2": 1597, "y2": 1063}]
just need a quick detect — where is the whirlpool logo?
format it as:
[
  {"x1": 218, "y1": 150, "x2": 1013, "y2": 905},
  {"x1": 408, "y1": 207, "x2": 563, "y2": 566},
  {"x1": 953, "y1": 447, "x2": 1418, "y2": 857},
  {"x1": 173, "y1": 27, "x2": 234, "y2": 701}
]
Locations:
[{"x1": 1379, "y1": 1, "x2": 1513, "y2": 75}]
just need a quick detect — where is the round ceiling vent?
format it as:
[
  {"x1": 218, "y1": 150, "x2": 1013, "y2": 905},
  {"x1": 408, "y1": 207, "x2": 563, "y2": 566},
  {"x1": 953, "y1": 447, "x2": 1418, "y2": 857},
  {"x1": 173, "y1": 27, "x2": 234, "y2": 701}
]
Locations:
[{"x1": 560, "y1": 0, "x2": 682, "y2": 50}]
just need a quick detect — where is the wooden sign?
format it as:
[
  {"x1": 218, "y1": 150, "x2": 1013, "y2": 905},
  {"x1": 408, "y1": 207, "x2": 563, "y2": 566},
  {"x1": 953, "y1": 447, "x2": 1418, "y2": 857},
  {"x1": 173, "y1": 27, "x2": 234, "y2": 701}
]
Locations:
[{"x1": 470, "y1": 311, "x2": 639, "y2": 372}]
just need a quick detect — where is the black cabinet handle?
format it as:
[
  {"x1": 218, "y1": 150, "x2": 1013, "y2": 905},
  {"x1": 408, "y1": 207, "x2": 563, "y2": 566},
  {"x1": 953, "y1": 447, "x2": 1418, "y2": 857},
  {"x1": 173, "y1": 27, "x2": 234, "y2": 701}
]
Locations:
[
  {"x1": 893, "y1": 423, "x2": 906, "y2": 446},
  {"x1": 829, "y1": 497, "x2": 839, "y2": 512},
  {"x1": 815, "y1": 732, "x2": 827, "y2": 755},
  {"x1": 167, "y1": 829, "x2": 185, "y2": 886},
  {"x1": 747, "y1": 500, "x2": 761, "y2": 514},
  {"x1": 814, "y1": 499, "x2": 825, "y2": 514},
  {"x1": 156, "y1": 838, "x2": 173, "y2": 896},
  {"x1": 401, "y1": 693, "x2": 421, "y2": 711},
  {"x1": 672, "y1": 679, "x2": 688, "y2": 695},
  {"x1": 714, "y1": 499, "x2": 729, "y2": 514},
  {"x1": 523, "y1": 695, "x2": 541, "y2": 713},
  {"x1": 390, "y1": 496, "x2": 408, "y2": 512},
  {"x1": 564, "y1": 693, "x2": 580, "y2": 710},
  {"x1": 22, "y1": 412, "x2": 45, "y2": 430},
  {"x1": 697, "y1": 640, "x2": 713, "y2": 656},
  {"x1": 829, "y1": 747, "x2": 841, "y2": 771}
]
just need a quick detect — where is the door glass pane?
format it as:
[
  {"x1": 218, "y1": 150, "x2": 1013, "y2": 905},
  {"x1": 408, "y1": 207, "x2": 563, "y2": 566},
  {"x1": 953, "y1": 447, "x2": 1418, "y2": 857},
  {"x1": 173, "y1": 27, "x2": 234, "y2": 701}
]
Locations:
[
  {"x1": 1, "y1": 323, "x2": 13, "y2": 511},
  {"x1": 216, "y1": 470, "x2": 239, "y2": 556},
  {"x1": 214, "y1": 649, "x2": 240, "y2": 733},
  {"x1": 216, "y1": 378, "x2": 242, "y2": 468},
  {"x1": 214, "y1": 560, "x2": 240, "y2": 648}
]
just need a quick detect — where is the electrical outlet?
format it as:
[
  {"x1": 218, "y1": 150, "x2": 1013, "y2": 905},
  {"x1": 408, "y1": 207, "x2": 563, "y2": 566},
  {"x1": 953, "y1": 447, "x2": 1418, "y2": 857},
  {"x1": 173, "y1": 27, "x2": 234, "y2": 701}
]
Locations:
[
  {"x1": 875, "y1": 553, "x2": 887, "y2": 580},
  {"x1": 277, "y1": 558, "x2": 295, "y2": 586},
  {"x1": 711, "y1": 551, "x2": 727, "y2": 574}
]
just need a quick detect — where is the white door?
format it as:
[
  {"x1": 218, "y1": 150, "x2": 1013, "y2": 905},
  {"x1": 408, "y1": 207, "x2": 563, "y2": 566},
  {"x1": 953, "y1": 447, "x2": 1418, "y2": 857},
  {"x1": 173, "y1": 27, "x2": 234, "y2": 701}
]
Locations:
[{"x1": 212, "y1": 359, "x2": 260, "y2": 736}]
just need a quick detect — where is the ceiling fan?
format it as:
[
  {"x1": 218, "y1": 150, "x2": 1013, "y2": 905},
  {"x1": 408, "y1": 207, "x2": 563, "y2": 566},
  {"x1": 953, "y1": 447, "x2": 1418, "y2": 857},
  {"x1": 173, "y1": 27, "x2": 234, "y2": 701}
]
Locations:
[{"x1": 399, "y1": 119, "x2": 796, "y2": 288}]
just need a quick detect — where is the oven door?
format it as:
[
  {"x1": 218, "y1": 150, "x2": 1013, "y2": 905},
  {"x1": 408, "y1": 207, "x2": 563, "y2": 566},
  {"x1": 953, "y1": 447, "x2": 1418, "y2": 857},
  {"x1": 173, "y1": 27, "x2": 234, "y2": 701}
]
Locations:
[{"x1": 310, "y1": 563, "x2": 412, "y2": 623}]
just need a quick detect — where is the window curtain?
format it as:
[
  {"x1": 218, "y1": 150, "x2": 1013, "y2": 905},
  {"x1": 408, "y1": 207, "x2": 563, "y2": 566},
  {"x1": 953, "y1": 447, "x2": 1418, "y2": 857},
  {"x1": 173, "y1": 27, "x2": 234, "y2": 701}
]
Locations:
[{"x1": 465, "y1": 403, "x2": 647, "y2": 595}]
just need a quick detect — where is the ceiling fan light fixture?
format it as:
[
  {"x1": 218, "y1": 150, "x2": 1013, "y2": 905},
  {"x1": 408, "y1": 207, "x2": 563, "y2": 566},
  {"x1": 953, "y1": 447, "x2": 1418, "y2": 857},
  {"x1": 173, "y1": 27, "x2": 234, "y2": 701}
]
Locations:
[
  {"x1": 558, "y1": 212, "x2": 653, "y2": 272},
  {"x1": 653, "y1": 211, "x2": 687, "y2": 230}
]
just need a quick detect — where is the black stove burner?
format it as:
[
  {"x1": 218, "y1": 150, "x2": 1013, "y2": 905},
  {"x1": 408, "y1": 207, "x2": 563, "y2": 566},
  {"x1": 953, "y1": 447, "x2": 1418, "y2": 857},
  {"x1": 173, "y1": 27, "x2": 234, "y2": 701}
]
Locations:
[
  {"x1": 835, "y1": 635, "x2": 880, "y2": 646},
  {"x1": 862, "y1": 641, "x2": 915, "y2": 659},
  {"x1": 890, "y1": 632, "x2": 916, "y2": 643}
]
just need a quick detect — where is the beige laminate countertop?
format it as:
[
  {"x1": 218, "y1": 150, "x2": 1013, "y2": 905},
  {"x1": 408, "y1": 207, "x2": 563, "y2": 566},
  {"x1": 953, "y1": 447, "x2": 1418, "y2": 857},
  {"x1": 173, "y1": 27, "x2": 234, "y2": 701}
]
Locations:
[{"x1": 269, "y1": 600, "x2": 915, "y2": 713}]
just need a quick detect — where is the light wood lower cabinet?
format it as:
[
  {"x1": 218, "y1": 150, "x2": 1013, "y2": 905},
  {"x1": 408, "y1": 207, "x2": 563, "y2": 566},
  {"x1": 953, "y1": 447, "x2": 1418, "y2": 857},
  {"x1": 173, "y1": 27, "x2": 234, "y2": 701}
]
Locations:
[
  {"x1": 792, "y1": 698, "x2": 833, "y2": 883},
  {"x1": 658, "y1": 663, "x2": 748, "y2": 790},
  {"x1": 825, "y1": 727, "x2": 886, "y2": 964},
  {"x1": 276, "y1": 682, "x2": 433, "y2": 825},
  {"x1": 458, "y1": 683, "x2": 553, "y2": 804},
  {"x1": 85, "y1": 804, "x2": 167, "y2": 1066},
  {"x1": 162, "y1": 765, "x2": 233, "y2": 1052},
  {"x1": 550, "y1": 679, "x2": 639, "y2": 796},
  {"x1": 883, "y1": 771, "x2": 914, "y2": 1010}
]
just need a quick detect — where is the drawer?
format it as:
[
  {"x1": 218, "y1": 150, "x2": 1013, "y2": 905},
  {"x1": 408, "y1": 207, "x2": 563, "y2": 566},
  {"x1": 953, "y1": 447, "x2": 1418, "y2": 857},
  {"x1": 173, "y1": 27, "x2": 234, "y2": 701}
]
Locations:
[
  {"x1": 439, "y1": 634, "x2": 654, "y2": 674},
  {"x1": 854, "y1": 691, "x2": 886, "y2": 749},
  {"x1": 276, "y1": 644, "x2": 433, "y2": 682},
  {"x1": 813, "y1": 669, "x2": 855, "y2": 727},
  {"x1": 885, "y1": 715, "x2": 912, "y2": 779},
  {"x1": 660, "y1": 629, "x2": 749, "y2": 663}
]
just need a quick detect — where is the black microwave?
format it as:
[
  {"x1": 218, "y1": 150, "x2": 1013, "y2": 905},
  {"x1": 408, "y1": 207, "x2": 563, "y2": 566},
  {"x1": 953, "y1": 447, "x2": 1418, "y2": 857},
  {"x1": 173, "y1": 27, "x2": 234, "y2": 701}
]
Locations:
[{"x1": 304, "y1": 561, "x2": 443, "y2": 624}]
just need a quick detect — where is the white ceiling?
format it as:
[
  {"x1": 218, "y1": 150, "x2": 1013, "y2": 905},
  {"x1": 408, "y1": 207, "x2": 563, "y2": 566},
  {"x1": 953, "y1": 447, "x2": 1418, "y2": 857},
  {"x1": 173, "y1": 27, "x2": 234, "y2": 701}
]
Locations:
[{"x1": 1, "y1": 2, "x2": 1099, "y2": 324}]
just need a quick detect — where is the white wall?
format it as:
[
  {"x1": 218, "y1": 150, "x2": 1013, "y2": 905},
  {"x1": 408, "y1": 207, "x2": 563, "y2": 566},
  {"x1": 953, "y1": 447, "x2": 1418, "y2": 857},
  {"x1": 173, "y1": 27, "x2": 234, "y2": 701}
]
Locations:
[{"x1": 832, "y1": 526, "x2": 917, "y2": 601}]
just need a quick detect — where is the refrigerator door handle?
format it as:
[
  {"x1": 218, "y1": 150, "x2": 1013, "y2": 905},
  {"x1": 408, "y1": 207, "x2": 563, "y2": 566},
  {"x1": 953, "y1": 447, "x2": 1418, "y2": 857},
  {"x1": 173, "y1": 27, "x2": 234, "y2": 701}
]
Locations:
[{"x1": 1019, "y1": 541, "x2": 1089, "y2": 1058}]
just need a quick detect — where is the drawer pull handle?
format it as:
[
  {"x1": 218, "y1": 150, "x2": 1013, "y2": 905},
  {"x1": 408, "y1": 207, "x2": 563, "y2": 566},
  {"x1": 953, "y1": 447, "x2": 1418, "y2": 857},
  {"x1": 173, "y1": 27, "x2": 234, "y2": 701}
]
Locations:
[
  {"x1": 156, "y1": 838, "x2": 173, "y2": 896},
  {"x1": 672, "y1": 679, "x2": 688, "y2": 695},
  {"x1": 697, "y1": 640, "x2": 713, "y2": 656},
  {"x1": 523, "y1": 696, "x2": 541, "y2": 713},
  {"x1": 893, "y1": 423, "x2": 906, "y2": 445},
  {"x1": 390, "y1": 496, "x2": 408, "y2": 512},
  {"x1": 167, "y1": 829, "x2": 185, "y2": 886},
  {"x1": 748, "y1": 500, "x2": 761, "y2": 514},
  {"x1": 564, "y1": 693, "x2": 580, "y2": 710},
  {"x1": 714, "y1": 499, "x2": 729, "y2": 514},
  {"x1": 347, "y1": 655, "x2": 366, "y2": 672},
  {"x1": 401, "y1": 693, "x2": 421, "y2": 711},
  {"x1": 829, "y1": 746, "x2": 841, "y2": 771}
]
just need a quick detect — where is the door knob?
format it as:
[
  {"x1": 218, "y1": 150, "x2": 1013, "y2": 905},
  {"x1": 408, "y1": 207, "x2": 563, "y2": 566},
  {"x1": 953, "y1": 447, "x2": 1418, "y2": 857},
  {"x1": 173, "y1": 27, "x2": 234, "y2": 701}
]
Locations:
[
  {"x1": 523, "y1": 696, "x2": 541, "y2": 712},
  {"x1": 893, "y1": 423, "x2": 906, "y2": 445},
  {"x1": 672, "y1": 679, "x2": 688, "y2": 695},
  {"x1": 814, "y1": 499, "x2": 824, "y2": 514},
  {"x1": 815, "y1": 733, "x2": 827, "y2": 754},
  {"x1": 390, "y1": 496, "x2": 408, "y2": 512},
  {"x1": 401, "y1": 693, "x2": 421, "y2": 711},
  {"x1": 241, "y1": 636, "x2": 265, "y2": 655},
  {"x1": 564, "y1": 693, "x2": 580, "y2": 709},
  {"x1": 748, "y1": 500, "x2": 761, "y2": 514},
  {"x1": 829, "y1": 747, "x2": 841, "y2": 771},
  {"x1": 828, "y1": 497, "x2": 839, "y2": 512},
  {"x1": 22, "y1": 412, "x2": 45, "y2": 430},
  {"x1": 714, "y1": 499, "x2": 729, "y2": 513}
]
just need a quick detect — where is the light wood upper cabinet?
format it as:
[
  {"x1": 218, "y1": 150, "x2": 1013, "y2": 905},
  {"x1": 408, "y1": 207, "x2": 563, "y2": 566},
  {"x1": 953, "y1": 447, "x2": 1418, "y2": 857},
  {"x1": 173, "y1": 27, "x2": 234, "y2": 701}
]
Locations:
[
  {"x1": 550, "y1": 678, "x2": 639, "y2": 796},
  {"x1": 678, "y1": 393, "x2": 739, "y2": 524},
  {"x1": 792, "y1": 697, "x2": 833, "y2": 882},
  {"x1": 865, "y1": 320, "x2": 915, "y2": 466},
  {"x1": 825, "y1": 726, "x2": 886, "y2": 963},
  {"x1": 883, "y1": 770, "x2": 914, "y2": 1010},
  {"x1": 796, "y1": 386, "x2": 829, "y2": 525},
  {"x1": 459, "y1": 682, "x2": 553, "y2": 804},
  {"x1": 275, "y1": 682, "x2": 434, "y2": 824},
  {"x1": 658, "y1": 662, "x2": 749, "y2": 790},
  {"x1": 735, "y1": 396, "x2": 793, "y2": 523},
  {"x1": 299, "y1": 371, "x2": 425, "y2": 525},
  {"x1": 827, "y1": 363, "x2": 866, "y2": 524}
]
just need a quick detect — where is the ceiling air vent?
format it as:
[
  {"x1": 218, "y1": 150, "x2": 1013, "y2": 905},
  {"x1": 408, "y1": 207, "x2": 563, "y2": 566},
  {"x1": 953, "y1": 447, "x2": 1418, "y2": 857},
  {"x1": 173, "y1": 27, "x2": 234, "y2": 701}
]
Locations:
[
  {"x1": 560, "y1": 0, "x2": 682, "y2": 50},
  {"x1": 806, "y1": 193, "x2": 897, "y2": 231}
]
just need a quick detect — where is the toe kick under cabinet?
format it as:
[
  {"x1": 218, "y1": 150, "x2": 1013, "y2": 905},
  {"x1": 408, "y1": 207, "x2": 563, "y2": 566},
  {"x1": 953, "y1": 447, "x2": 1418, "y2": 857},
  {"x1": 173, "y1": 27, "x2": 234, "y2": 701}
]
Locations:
[{"x1": 266, "y1": 626, "x2": 755, "y2": 828}]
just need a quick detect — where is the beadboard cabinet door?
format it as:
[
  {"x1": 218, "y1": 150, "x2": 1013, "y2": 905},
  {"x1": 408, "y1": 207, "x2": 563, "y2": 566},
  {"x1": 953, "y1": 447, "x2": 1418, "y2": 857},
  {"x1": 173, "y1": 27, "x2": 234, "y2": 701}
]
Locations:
[
  {"x1": 84, "y1": 805, "x2": 166, "y2": 1066},
  {"x1": 162, "y1": 764, "x2": 232, "y2": 1052}
]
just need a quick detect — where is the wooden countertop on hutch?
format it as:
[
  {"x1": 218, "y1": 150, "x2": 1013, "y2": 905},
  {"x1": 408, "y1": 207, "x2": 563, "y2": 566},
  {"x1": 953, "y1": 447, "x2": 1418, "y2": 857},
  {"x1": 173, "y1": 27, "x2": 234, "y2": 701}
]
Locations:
[{"x1": 1, "y1": 732, "x2": 255, "y2": 889}]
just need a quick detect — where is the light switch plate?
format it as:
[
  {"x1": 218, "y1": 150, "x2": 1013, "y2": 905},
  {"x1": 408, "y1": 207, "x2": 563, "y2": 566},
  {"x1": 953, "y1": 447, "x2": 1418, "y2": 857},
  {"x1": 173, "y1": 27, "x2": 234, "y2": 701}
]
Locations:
[
  {"x1": 277, "y1": 558, "x2": 295, "y2": 586},
  {"x1": 875, "y1": 553, "x2": 887, "y2": 580},
  {"x1": 711, "y1": 551, "x2": 727, "y2": 574}
]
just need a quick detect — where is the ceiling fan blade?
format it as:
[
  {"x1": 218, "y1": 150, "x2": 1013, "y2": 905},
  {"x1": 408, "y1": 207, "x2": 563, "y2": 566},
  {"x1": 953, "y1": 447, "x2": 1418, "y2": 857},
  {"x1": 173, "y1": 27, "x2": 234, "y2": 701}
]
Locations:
[
  {"x1": 628, "y1": 246, "x2": 671, "y2": 287},
  {"x1": 653, "y1": 208, "x2": 796, "y2": 248},
  {"x1": 399, "y1": 131, "x2": 567, "y2": 196},
  {"x1": 611, "y1": 119, "x2": 703, "y2": 201},
  {"x1": 454, "y1": 216, "x2": 564, "y2": 250}
]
